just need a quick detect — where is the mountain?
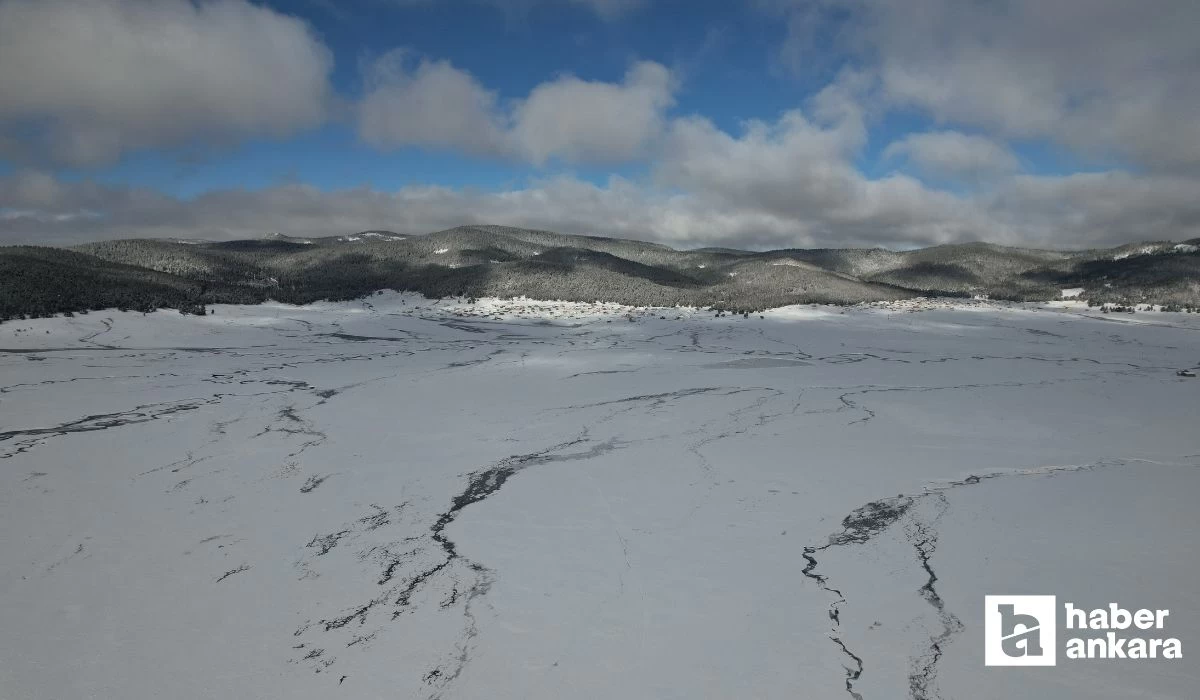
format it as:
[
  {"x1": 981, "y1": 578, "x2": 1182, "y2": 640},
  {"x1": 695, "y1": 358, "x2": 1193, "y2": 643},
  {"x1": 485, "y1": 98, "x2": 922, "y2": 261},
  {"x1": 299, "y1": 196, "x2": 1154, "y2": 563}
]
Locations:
[{"x1": 2, "y1": 225, "x2": 1199, "y2": 320}]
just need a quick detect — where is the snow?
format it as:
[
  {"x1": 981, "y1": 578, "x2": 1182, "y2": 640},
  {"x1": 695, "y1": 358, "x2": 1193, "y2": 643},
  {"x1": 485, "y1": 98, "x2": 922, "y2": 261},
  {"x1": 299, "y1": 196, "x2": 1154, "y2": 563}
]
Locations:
[
  {"x1": 1060, "y1": 287, "x2": 1084, "y2": 298},
  {"x1": 1, "y1": 294, "x2": 1197, "y2": 699},
  {"x1": 336, "y1": 233, "x2": 404, "y2": 243},
  {"x1": 434, "y1": 248, "x2": 450, "y2": 254},
  {"x1": 1113, "y1": 245, "x2": 1160, "y2": 260}
]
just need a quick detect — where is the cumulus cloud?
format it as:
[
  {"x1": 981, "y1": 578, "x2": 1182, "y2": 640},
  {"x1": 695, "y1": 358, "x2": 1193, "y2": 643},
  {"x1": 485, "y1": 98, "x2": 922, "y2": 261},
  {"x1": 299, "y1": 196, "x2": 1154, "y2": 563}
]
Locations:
[
  {"x1": 565, "y1": 0, "x2": 644, "y2": 19},
  {"x1": 357, "y1": 57, "x2": 676, "y2": 165},
  {"x1": 510, "y1": 61, "x2": 675, "y2": 165},
  {"x1": 882, "y1": 131, "x2": 1019, "y2": 180},
  {"x1": 0, "y1": 0, "x2": 333, "y2": 167},
  {"x1": 492, "y1": 0, "x2": 645, "y2": 20},
  {"x1": 9, "y1": 62, "x2": 1198, "y2": 252},
  {"x1": 769, "y1": 0, "x2": 1200, "y2": 172},
  {"x1": 983, "y1": 172, "x2": 1200, "y2": 247},
  {"x1": 358, "y1": 51, "x2": 509, "y2": 156},
  {"x1": 7, "y1": 155, "x2": 1197, "y2": 251},
  {"x1": 5, "y1": 2, "x2": 1198, "y2": 252},
  {"x1": 388, "y1": 0, "x2": 645, "y2": 20},
  {"x1": 648, "y1": 76, "x2": 988, "y2": 247}
]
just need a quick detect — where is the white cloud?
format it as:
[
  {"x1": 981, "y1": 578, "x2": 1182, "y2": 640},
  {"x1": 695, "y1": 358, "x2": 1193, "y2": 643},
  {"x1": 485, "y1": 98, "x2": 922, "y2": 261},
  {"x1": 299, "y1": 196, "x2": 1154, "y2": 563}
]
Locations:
[
  {"x1": 4, "y1": 3, "x2": 1197, "y2": 253},
  {"x1": 983, "y1": 172, "x2": 1200, "y2": 247},
  {"x1": 357, "y1": 57, "x2": 676, "y2": 165},
  {"x1": 388, "y1": 0, "x2": 646, "y2": 20},
  {"x1": 511, "y1": 61, "x2": 675, "y2": 165},
  {"x1": 358, "y1": 51, "x2": 509, "y2": 156},
  {"x1": 0, "y1": 0, "x2": 333, "y2": 167},
  {"x1": 882, "y1": 131, "x2": 1019, "y2": 179},
  {"x1": 495, "y1": 0, "x2": 646, "y2": 19},
  {"x1": 648, "y1": 76, "x2": 987, "y2": 247},
  {"x1": 567, "y1": 0, "x2": 644, "y2": 19},
  {"x1": 8, "y1": 150, "x2": 1196, "y2": 251},
  {"x1": 12, "y1": 66, "x2": 1197, "y2": 252},
  {"x1": 769, "y1": 0, "x2": 1200, "y2": 172}
]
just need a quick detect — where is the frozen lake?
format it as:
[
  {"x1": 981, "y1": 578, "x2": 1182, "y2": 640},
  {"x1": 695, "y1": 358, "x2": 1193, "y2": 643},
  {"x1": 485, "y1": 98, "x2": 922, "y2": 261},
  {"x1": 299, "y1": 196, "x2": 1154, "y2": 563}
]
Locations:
[{"x1": 1, "y1": 295, "x2": 1197, "y2": 699}]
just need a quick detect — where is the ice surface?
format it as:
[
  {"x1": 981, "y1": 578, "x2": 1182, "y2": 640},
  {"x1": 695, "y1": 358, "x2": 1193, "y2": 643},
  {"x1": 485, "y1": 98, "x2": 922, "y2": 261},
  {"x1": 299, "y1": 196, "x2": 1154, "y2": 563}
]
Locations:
[{"x1": 1, "y1": 294, "x2": 1197, "y2": 699}]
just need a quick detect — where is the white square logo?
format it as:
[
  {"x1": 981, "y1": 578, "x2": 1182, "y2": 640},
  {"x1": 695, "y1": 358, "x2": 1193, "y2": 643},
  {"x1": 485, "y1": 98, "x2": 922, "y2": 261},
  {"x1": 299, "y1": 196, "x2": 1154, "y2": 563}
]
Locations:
[{"x1": 985, "y1": 595, "x2": 1057, "y2": 666}]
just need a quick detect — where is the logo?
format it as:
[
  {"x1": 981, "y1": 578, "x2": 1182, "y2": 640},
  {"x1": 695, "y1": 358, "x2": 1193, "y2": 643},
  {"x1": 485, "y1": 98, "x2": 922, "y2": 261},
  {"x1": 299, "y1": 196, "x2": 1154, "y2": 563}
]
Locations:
[
  {"x1": 985, "y1": 596, "x2": 1182, "y2": 666},
  {"x1": 984, "y1": 595, "x2": 1057, "y2": 666}
]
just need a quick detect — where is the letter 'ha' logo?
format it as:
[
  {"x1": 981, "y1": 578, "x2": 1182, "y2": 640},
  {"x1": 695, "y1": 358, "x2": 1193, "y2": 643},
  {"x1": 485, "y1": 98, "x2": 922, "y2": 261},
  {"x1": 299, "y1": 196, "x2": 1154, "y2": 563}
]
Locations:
[{"x1": 985, "y1": 595, "x2": 1057, "y2": 666}]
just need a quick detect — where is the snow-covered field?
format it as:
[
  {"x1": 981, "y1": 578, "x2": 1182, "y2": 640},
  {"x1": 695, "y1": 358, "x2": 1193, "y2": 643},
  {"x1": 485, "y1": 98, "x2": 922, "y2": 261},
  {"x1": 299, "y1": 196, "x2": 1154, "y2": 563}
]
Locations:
[{"x1": 1, "y1": 293, "x2": 1197, "y2": 699}]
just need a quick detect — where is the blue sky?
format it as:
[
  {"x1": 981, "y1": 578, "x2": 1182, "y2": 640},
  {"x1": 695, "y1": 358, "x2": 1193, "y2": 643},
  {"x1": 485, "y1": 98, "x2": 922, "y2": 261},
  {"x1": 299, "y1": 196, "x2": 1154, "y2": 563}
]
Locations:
[{"x1": 1, "y1": 0, "x2": 1198, "y2": 249}]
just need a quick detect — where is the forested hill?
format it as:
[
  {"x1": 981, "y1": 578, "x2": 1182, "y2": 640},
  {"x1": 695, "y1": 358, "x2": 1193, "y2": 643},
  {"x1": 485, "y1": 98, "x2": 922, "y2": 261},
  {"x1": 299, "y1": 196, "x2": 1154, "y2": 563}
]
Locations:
[{"x1": 3, "y1": 225, "x2": 1199, "y2": 320}]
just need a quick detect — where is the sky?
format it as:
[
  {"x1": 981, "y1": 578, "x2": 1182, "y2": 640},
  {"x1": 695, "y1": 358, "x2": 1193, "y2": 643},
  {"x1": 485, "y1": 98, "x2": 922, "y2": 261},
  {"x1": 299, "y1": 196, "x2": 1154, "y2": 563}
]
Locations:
[{"x1": 1, "y1": 0, "x2": 1199, "y2": 250}]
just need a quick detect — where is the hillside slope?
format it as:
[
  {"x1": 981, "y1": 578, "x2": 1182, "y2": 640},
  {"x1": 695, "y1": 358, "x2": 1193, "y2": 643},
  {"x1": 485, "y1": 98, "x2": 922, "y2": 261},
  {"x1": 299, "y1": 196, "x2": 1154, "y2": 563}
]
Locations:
[{"x1": 0, "y1": 226, "x2": 1196, "y2": 319}]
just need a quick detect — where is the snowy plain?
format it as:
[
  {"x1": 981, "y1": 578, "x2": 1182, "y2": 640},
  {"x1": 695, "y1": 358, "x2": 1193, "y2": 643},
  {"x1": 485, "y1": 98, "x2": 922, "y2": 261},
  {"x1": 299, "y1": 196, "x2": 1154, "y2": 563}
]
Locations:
[{"x1": 1, "y1": 293, "x2": 1197, "y2": 699}]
